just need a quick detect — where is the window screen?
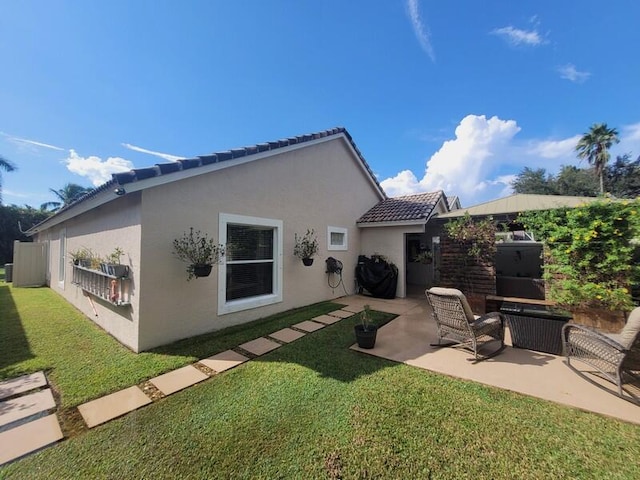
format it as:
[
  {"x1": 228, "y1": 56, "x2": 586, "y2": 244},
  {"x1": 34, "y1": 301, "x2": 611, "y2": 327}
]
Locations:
[{"x1": 226, "y1": 224, "x2": 275, "y2": 301}]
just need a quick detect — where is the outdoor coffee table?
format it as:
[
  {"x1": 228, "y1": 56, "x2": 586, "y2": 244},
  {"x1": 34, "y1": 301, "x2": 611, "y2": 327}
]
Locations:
[{"x1": 500, "y1": 302, "x2": 572, "y2": 355}]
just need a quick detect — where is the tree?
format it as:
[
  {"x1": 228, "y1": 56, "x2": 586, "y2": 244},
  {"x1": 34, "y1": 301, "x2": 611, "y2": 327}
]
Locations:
[
  {"x1": 511, "y1": 167, "x2": 556, "y2": 195},
  {"x1": 41, "y1": 183, "x2": 92, "y2": 211},
  {"x1": 554, "y1": 165, "x2": 598, "y2": 196},
  {"x1": 605, "y1": 154, "x2": 640, "y2": 199},
  {"x1": 575, "y1": 123, "x2": 620, "y2": 195},
  {"x1": 0, "y1": 204, "x2": 49, "y2": 264},
  {"x1": 0, "y1": 155, "x2": 17, "y2": 204}
]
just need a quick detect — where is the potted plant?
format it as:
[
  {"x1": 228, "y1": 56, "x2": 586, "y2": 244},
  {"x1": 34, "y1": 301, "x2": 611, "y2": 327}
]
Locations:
[
  {"x1": 173, "y1": 227, "x2": 225, "y2": 280},
  {"x1": 293, "y1": 228, "x2": 319, "y2": 266},
  {"x1": 443, "y1": 213, "x2": 497, "y2": 314},
  {"x1": 104, "y1": 247, "x2": 129, "y2": 278},
  {"x1": 354, "y1": 305, "x2": 377, "y2": 349},
  {"x1": 69, "y1": 247, "x2": 93, "y2": 268}
]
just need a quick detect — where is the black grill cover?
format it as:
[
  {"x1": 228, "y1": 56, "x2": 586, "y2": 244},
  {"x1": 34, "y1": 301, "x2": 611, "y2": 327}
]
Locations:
[{"x1": 355, "y1": 255, "x2": 398, "y2": 299}]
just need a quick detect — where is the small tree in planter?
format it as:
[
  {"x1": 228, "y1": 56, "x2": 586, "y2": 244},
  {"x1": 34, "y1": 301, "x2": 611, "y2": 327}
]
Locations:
[
  {"x1": 442, "y1": 213, "x2": 497, "y2": 313},
  {"x1": 69, "y1": 247, "x2": 94, "y2": 268},
  {"x1": 293, "y1": 228, "x2": 319, "y2": 266},
  {"x1": 354, "y1": 305, "x2": 377, "y2": 349},
  {"x1": 173, "y1": 227, "x2": 225, "y2": 280},
  {"x1": 104, "y1": 246, "x2": 129, "y2": 278}
]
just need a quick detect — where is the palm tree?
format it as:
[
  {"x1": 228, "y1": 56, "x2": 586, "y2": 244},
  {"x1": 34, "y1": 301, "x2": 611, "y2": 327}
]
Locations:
[
  {"x1": 41, "y1": 183, "x2": 92, "y2": 211},
  {"x1": 575, "y1": 123, "x2": 620, "y2": 195},
  {"x1": 0, "y1": 155, "x2": 17, "y2": 204}
]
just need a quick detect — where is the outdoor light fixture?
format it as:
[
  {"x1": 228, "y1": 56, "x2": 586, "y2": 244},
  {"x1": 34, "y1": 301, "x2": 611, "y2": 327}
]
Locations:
[{"x1": 114, "y1": 187, "x2": 126, "y2": 196}]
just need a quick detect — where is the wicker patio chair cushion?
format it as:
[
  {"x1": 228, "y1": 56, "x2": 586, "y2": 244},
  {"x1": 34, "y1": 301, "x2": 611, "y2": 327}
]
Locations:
[
  {"x1": 427, "y1": 287, "x2": 475, "y2": 322},
  {"x1": 619, "y1": 307, "x2": 640, "y2": 349}
]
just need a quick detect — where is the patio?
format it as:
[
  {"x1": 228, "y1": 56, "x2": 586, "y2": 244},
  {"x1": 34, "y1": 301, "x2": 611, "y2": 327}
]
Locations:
[{"x1": 342, "y1": 293, "x2": 640, "y2": 425}]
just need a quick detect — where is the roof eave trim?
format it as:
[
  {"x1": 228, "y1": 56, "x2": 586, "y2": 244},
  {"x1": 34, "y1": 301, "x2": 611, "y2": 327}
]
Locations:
[{"x1": 357, "y1": 219, "x2": 427, "y2": 228}]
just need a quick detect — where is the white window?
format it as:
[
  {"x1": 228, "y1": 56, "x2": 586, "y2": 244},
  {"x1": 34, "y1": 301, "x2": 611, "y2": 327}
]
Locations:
[
  {"x1": 58, "y1": 229, "x2": 66, "y2": 286},
  {"x1": 327, "y1": 226, "x2": 348, "y2": 251},
  {"x1": 218, "y1": 213, "x2": 283, "y2": 315}
]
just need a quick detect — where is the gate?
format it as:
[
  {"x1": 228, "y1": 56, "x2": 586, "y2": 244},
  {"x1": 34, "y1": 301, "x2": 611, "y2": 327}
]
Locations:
[{"x1": 12, "y1": 241, "x2": 47, "y2": 287}]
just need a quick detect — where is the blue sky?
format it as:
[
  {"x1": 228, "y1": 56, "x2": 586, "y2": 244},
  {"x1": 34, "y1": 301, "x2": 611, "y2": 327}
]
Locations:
[{"x1": 2, "y1": 0, "x2": 640, "y2": 208}]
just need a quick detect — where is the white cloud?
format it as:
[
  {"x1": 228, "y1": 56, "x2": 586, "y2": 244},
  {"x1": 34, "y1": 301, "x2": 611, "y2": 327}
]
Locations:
[
  {"x1": 381, "y1": 115, "x2": 521, "y2": 201},
  {"x1": 65, "y1": 150, "x2": 134, "y2": 186},
  {"x1": 622, "y1": 122, "x2": 640, "y2": 142},
  {"x1": 121, "y1": 143, "x2": 184, "y2": 162},
  {"x1": 491, "y1": 26, "x2": 544, "y2": 46},
  {"x1": 406, "y1": 0, "x2": 435, "y2": 62},
  {"x1": 1, "y1": 132, "x2": 65, "y2": 151},
  {"x1": 558, "y1": 64, "x2": 591, "y2": 83},
  {"x1": 526, "y1": 135, "x2": 581, "y2": 159}
]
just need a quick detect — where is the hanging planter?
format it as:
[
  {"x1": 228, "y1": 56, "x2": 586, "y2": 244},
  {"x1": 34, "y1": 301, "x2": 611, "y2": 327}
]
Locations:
[
  {"x1": 293, "y1": 229, "x2": 319, "y2": 267},
  {"x1": 173, "y1": 228, "x2": 225, "y2": 281},
  {"x1": 192, "y1": 264, "x2": 213, "y2": 278}
]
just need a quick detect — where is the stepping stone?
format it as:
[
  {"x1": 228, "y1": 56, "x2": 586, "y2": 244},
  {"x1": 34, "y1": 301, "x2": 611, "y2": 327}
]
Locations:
[
  {"x1": 313, "y1": 314, "x2": 342, "y2": 325},
  {"x1": 0, "y1": 372, "x2": 47, "y2": 401},
  {"x1": 200, "y1": 350, "x2": 249, "y2": 373},
  {"x1": 238, "y1": 337, "x2": 281, "y2": 356},
  {"x1": 292, "y1": 320, "x2": 326, "y2": 333},
  {"x1": 328, "y1": 309, "x2": 355, "y2": 318},
  {"x1": 150, "y1": 365, "x2": 208, "y2": 396},
  {"x1": 78, "y1": 386, "x2": 152, "y2": 428},
  {"x1": 341, "y1": 305, "x2": 365, "y2": 313},
  {"x1": 269, "y1": 328, "x2": 306, "y2": 343},
  {"x1": 0, "y1": 389, "x2": 56, "y2": 428},
  {"x1": 0, "y1": 414, "x2": 63, "y2": 466}
]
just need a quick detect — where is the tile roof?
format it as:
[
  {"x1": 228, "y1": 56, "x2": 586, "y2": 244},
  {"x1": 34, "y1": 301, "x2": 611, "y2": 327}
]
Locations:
[
  {"x1": 357, "y1": 191, "x2": 445, "y2": 224},
  {"x1": 36, "y1": 127, "x2": 384, "y2": 225}
]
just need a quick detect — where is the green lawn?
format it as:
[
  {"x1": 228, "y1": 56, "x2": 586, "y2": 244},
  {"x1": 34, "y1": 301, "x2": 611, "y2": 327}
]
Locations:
[
  {"x1": 1, "y1": 279, "x2": 639, "y2": 479},
  {"x1": 0, "y1": 280, "x2": 344, "y2": 408}
]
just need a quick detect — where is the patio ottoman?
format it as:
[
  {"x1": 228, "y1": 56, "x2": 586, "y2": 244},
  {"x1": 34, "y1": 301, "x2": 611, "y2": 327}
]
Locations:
[{"x1": 500, "y1": 302, "x2": 572, "y2": 355}]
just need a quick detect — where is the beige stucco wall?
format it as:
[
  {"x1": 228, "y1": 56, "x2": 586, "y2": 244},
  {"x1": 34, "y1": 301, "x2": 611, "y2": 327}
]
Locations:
[
  {"x1": 37, "y1": 193, "x2": 142, "y2": 351},
  {"x1": 136, "y1": 137, "x2": 383, "y2": 350},
  {"x1": 359, "y1": 224, "x2": 425, "y2": 298}
]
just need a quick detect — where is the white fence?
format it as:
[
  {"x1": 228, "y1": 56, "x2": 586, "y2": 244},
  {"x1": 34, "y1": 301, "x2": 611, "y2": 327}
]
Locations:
[{"x1": 12, "y1": 241, "x2": 47, "y2": 287}]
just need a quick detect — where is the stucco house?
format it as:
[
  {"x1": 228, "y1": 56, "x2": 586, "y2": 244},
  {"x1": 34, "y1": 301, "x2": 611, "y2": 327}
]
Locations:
[{"x1": 26, "y1": 127, "x2": 455, "y2": 351}]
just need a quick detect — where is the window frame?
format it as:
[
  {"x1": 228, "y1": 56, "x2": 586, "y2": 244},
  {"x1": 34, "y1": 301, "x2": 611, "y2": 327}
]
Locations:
[
  {"x1": 327, "y1": 226, "x2": 348, "y2": 251},
  {"x1": 58, "y1": 228, "x2": 66, "y2": 288},
  {"x1": 218, "y1": 213, "x2": 283, "y2": 315}
]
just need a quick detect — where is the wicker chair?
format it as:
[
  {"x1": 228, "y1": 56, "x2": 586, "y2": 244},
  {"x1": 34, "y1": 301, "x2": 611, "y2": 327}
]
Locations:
[
  {"x1": 562, "y1": 307, "x2": 640, "y2": 398},
  {"x1": 425, "y1": 287, "x2": 505, "y2": 361}
]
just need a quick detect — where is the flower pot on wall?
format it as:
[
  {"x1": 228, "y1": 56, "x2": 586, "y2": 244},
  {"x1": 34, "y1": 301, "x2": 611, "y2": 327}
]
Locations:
[
  {"x1": 302, "y1": 258, "x2": 314, "y2": 266},
  {"x1": 192, "y1": 264, "x2": 213, "y2": 278},
  {"x1": 107, "y1": 264, "x2": 129, "y2": 278}
]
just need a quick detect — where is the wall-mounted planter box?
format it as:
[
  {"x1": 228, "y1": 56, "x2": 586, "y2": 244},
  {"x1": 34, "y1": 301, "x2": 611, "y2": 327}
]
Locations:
[{"x1": 72, "y1": 265, "x2": 132, "y2": 306}]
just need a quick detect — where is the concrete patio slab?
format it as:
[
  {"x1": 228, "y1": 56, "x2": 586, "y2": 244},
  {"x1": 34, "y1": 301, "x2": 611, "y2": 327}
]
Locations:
[
  {"x1": 350, "y1": 300, "x2": 640, "y2": 424},
  {"x1": 340, "y1": 304, "x2": 364, "y2": 313},
  {"x1": 0, "y1": 389, "x2": 56, "y2": 428},
  {"x1": 0, "y1": 414, "x2": 63, "y2": 465},
  {"x1": 238, "y1": 337, "x2": 281, "y2": 356},
  {"x1": 328, "y1": 309, "x2": 354, "y2": 319},
  {"x1": 312, "y1": 314, "x2": 342, "y2": 325},
  {"x1": 0, "y1": 372, "x2": 47, "y2": 401},
  {"x1": 200, "y1": 350, "x2": 250, "y2": 372},
  {"x1": 150, "y1": 365, "x2": 208, "y2": 396},
  {"x1": 292, "y1": 320, "x2": 326, "y2": 332},
  {"x1": 269, "y1": 328, "x2": 306, "y2": 343},
  {"x1": 78, "y1": 386, "x2": 152, "y2": 428},
  {"x1": 337, "y1": 294, "x2": 420, "y2": 315}
]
